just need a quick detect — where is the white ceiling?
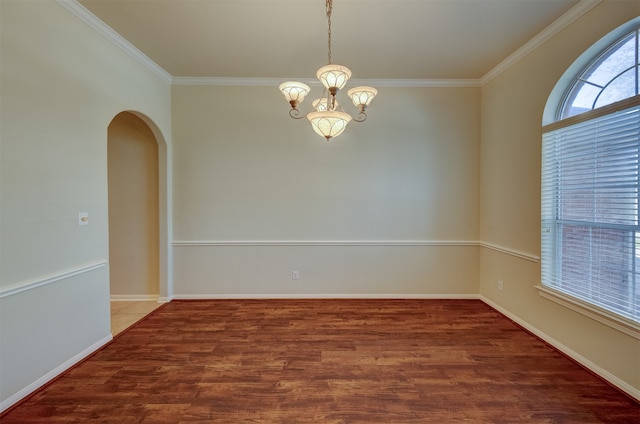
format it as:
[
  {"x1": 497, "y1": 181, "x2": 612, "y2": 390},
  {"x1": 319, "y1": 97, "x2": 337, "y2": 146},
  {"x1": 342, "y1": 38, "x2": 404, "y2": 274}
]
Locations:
[{"x1": 77, "y1": 0, "x2": 581, "y2": 80}]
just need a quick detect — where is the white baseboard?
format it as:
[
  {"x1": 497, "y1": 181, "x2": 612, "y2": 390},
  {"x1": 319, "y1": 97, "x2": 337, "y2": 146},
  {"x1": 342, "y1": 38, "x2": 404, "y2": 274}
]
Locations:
[
  {"x1": 0, "y1": 334, "x2": 113, "y2": 414},
  {"x1": 479, "y1": 296, "x2": 640, "y2": 402},
  {"x1": 172, "y1": 293, "x2": 481, "y2": 300},
  {"x1": 110, "y1": 295, "x2": 160, "y2": 301}
]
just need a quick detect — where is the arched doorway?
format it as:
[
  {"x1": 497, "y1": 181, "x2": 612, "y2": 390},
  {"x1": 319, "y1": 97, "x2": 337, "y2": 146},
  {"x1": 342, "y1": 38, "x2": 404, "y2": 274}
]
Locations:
[{"x1": 108, "y1": 112, "x2": 162, "y2": 331}]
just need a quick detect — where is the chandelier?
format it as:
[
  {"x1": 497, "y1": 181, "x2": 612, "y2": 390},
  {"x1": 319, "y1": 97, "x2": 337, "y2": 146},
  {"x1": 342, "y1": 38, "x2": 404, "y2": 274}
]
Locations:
[{"x1": 279, "y1": 0, "x2": 377, "y2": 141}]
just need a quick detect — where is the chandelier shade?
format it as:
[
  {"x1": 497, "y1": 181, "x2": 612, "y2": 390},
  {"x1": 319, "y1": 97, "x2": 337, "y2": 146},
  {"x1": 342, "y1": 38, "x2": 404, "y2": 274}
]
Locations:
[
  {"x1": 316, "y1": 64, "x2": 352, "y2": 91},
  {"x1": 307, "y1": 110, "x2": 352, "y2": 140},
  {"x1": 279, "y1": 81, "x2": 311, "y2": 108},
  {"x1": 278, "y1": 0, "x2": 376, "y2": 140},
  {"x1": 347, "y1": 86, "x2": 378, "y2": 112}
]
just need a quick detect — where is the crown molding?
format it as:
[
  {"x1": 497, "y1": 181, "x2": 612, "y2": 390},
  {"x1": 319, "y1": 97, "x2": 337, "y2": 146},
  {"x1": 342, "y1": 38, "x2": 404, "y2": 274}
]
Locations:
[
  {"x1": 56, "y1": 0, "x2": 173, "y2": 84},
  {"x1": 55, "y1": 0, "x2": 480, "y2": 89},
  {"x1": 172, "y1": 77, "x2": 296, "y2": 87},
  {"x1": 59, "y1": 0, "x2": 601, "y2": 88},
  {"x1": 480, "y1": 0, "x2": 602, "y2": 85},
  {"x1": 364, "y1": 79, "x2": 481, "y2": 88},
  {"x1": 171, "y1": 77, "x2": 481, "y2": 88}
]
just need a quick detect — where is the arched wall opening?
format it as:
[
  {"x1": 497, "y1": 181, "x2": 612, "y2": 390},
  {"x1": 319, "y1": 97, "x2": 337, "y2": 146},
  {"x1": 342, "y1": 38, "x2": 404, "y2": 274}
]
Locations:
[{"x1": 107, "y1": 111, "x2": 170, "y2": 302}]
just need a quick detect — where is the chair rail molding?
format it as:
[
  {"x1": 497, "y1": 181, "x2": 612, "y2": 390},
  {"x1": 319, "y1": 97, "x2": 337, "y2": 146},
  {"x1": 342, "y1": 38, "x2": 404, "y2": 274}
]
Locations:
[{"x1": 0, "y1": 261, "x2": 108, "y2": 299}]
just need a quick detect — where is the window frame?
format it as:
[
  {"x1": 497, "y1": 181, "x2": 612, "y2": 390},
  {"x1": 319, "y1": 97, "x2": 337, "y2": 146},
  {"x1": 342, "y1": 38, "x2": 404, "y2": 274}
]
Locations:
[{"x1": 540, "y1": 21, "x2": 640, "y2": 339}]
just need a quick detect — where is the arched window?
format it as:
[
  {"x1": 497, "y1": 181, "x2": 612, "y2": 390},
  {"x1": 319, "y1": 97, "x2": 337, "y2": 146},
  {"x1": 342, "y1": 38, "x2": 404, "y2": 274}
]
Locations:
[
  {"x1": 541, "y1": 20, "x2": 640, "y2": 332},
  {"x1": 560, "y1": 27, "x2": 639, "y2": 119}
]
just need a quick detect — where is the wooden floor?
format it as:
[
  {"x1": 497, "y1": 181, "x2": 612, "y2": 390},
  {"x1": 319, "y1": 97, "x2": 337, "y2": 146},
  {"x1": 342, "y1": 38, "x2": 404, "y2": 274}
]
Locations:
[
  {"x1": 110, "y1": 300, "x2": 162, "y2": 336},
  {"x1": 2, "y1": 299, "x2": 638, "y2": 423}
]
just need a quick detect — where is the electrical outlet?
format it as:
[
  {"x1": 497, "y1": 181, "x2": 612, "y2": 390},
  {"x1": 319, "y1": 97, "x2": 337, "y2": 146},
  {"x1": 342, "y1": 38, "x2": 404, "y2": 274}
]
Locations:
[
  {"x1": 292, "y1": 271, "x2": 299, "y2": 280},
  {"x1": 498, "y1": 280, "x2": 504, "y2": 291}
]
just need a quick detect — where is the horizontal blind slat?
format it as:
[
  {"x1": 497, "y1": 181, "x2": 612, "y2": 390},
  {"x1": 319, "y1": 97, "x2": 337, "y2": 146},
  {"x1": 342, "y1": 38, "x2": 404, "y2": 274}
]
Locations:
[{"x1": 542, "y1": 104, "x2": 640, "y2": 323}]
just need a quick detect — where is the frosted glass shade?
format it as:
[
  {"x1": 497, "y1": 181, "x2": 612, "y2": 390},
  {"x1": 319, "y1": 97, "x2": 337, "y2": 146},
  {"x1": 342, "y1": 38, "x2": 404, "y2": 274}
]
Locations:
[
  {"x1": 347, "y1": 86, "x2": 378, "y2": 110},
  {"x1": 279, "y1": 81, "x2": 311, "y2": 106},
  {"x1": 316, "y1": 64, "x2": 352, "y2": 90},
  {"x1": 307, "y1": 110, "x2": 352, "y2": 140}
]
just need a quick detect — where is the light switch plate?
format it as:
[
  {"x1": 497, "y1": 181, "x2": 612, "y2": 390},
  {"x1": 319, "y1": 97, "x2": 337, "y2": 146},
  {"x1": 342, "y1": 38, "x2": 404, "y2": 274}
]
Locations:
[{"x1": 78, "y1": 212, "x2": 89, "y2": 226}]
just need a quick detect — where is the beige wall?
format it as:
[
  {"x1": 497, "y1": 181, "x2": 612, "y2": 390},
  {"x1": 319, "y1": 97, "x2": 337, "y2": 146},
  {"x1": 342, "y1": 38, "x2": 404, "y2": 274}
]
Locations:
[
  {"x1": 171, "y1": 85, "x2": 480, "y2": 296},
  {"x1": 0, "y1": 0, "x2": 171, "y2": 409},
  {"x1": 108, "y1": 112, "x2": 160, "y2": 297},
  {"x1": 479, "y1": 0, "x2": 640, "y2": 397},
  {"x1": 2, "y1": 0, "x2": 639, "y2": 411}
]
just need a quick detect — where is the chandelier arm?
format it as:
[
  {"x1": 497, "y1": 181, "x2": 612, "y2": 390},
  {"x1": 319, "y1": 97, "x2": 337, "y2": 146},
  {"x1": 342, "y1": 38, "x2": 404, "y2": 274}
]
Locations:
[
  {"x1": 288, "y1": 108, "x2": 308, "y2": 120},
  {"x1": 352, "y1": 111, "x2": 367, "y2": 123}
]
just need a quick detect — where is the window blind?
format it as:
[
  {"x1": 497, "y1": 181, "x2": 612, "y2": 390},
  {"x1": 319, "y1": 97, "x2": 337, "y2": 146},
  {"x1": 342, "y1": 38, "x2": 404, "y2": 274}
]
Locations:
[{"x1": 542, "y1": 105, "x2": 640, "y2": 323}]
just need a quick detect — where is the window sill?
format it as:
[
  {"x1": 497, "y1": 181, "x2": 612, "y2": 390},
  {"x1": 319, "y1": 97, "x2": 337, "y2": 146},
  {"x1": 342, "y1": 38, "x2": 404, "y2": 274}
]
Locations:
[{"x1": 535, "y1": 285, "x2": 640, "y2": 340}]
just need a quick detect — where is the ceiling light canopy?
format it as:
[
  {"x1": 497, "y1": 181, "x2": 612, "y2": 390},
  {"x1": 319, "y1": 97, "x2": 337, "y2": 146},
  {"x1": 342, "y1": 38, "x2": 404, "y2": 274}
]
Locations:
[{"x1": 279, "y1": 0, "x2": 377, "y2": 141}]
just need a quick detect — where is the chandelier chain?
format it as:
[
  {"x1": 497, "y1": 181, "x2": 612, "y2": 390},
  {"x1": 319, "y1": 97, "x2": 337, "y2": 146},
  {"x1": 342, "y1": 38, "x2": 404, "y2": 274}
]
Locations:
[{"x1": 326, "y1": 0, "x2": 332, "y2": 64}]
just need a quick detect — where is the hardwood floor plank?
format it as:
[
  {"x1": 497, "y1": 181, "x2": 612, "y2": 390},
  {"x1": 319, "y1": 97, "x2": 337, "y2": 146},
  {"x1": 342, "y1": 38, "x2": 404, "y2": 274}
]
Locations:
[{"x1": 1, "y1": 299, "x2": 638, "y2": 423}]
